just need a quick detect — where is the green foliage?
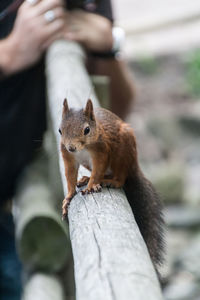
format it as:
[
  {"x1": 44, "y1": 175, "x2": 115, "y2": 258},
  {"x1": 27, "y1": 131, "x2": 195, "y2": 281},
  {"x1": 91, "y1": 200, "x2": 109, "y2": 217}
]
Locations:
[{"x1": 186, "y1": 50, "x2": 200, "y2": 97}]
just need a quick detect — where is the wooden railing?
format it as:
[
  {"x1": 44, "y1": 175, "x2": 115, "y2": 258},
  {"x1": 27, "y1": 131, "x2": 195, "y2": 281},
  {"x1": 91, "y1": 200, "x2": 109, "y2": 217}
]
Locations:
[{"x1": 45, "y1": 40, "x2": 163, "y2": 300}]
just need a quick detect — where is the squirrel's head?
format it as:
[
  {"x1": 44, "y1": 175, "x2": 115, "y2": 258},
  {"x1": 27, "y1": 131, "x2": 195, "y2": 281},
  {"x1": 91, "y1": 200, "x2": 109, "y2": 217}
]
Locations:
[{"x1": 59, "y1": 98, "x2": 97, "y2": 153}]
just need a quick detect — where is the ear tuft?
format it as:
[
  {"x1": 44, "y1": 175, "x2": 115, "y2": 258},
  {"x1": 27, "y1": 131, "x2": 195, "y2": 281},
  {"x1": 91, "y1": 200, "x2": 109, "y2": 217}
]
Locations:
[
  {"x1": 84, "y1": 99, "x2": 95, "y2": 121},
  {"x1": 62, "y1": 98, "x2": 69, "y2": 117}
]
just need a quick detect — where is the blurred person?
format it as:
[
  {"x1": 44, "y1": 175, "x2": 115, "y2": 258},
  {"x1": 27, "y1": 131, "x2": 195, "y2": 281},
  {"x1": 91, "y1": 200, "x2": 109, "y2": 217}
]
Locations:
[
  {"x1": 0, "y1": 0, "x2": 134, "y2": 298},
  {"x1": 63, "y1": 9, "x2": 135, "y2": 118}
]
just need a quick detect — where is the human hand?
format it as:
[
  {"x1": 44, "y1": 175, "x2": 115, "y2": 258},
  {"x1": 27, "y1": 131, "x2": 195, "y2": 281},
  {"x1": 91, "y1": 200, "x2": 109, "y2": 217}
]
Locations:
[
  {"x1": 1, "y1": 0, "x2": 66, "y2": 75},
  {"x1": 63, "y1": 10, "x2": 113, "y2": 52}
]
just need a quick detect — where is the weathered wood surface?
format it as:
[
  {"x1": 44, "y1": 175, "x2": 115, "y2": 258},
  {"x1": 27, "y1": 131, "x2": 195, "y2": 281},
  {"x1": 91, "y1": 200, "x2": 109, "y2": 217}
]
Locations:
[
  {"x1": 22, "y1": 273, "x2": 65, "y2": 300},
  {"x1": 46, "y1": 40, "x2": 163, "y2": 300},
  {"x1": 13, "y1": 150, "x2": 70, "y2": 272}
]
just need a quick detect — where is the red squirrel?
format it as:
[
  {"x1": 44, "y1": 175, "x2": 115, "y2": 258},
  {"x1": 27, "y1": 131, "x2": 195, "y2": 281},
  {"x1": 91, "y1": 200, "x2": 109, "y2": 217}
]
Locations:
[{"x1": 59, "y1": 98, "x2": 165, "y2": 273}]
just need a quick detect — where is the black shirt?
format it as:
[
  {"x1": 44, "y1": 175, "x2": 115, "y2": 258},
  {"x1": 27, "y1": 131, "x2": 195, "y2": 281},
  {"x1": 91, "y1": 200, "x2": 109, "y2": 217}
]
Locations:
[{"x1": 0, "y1": 0, "x2": 113, "y2": 205}]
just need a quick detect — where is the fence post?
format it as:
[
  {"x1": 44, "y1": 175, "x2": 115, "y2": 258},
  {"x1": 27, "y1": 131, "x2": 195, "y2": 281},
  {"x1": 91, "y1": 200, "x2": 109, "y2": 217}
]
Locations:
[
  {"x1": 13, "y1": 149, "x2": 70, "y2": 272},
  {"x1": 22, "y1": 273, "x2": 65, "y2": 300}
]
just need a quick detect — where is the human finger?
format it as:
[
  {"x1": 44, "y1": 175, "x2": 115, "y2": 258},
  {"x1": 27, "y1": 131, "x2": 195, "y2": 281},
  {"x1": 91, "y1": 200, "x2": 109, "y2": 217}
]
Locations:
[
  {"x1": 42, "y1": 18, "x2": 65, "y2": 41},
  {"x1": 64, "y1": 30, "x2": 85, "y2": 43},
  {"x1": 26, "y1": 0, "x2": 40, "y2": 6},
  {"x1": 36, "y1": 0, "x2": 65, "y2": 16},
  {"x1": 42, "y1": 7, "x2": 66, "y2": 24},
  {"x1": 41, "y1": 32, "x2": 63, "y2": 50}
]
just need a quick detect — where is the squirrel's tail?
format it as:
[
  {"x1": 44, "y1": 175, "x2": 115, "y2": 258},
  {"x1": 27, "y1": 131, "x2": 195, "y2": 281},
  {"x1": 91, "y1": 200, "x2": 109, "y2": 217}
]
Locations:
[{"x1": 124, "y1": 170, "x2": 165, "y2": 273}]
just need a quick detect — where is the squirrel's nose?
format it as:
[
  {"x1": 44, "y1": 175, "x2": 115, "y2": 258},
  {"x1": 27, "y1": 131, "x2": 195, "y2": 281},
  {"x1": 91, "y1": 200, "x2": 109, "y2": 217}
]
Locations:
[{"x1": 68, "y1": 145, "x2": 76, "y2": 153}]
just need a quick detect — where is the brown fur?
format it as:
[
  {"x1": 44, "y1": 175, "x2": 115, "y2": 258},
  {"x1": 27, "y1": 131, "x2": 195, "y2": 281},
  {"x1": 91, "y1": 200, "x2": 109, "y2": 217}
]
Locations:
[{"x1": 60, "y1": 99, "x2": 165, "y2": 274}]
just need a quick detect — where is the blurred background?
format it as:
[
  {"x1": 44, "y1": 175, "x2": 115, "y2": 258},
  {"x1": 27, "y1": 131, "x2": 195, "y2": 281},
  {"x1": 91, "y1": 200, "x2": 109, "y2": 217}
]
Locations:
[
  {"x1": 1, "y1": 1, "x2": 200, "y2": 299},
  {"x1": 114, "y1": 0, "x2": 200, "y2": 299}
]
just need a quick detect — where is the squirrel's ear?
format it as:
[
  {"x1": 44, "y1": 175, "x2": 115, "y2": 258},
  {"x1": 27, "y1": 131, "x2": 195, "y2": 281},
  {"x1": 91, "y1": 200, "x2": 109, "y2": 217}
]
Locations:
[
  {"x1": 84, "y1": 99, "x2": 95, "y2": 121},
  {"x1": 62, "y1": 98, "x2": 69, "y2": 116}
]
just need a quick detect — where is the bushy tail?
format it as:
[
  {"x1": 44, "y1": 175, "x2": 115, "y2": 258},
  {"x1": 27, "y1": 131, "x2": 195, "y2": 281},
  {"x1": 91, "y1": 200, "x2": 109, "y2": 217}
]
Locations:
[{"x1": 124, "y1": 170, "x2": 165, "y2": 273}]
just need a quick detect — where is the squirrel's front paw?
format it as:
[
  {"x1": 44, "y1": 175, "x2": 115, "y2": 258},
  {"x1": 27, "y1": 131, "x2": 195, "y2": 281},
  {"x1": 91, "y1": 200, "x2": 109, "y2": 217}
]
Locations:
[
  {"x1": 62, "y1": 197, "x2": 71, "y2": 220},
  {"x1": 81, "y1": 183, "x2": 102, "y2": 195},
  {"x1": 77, "y1": 176, "x2": 90, "y2": 187},
  {"x1": 62, "y1": 193, "x2": 75, "y2": 220}
]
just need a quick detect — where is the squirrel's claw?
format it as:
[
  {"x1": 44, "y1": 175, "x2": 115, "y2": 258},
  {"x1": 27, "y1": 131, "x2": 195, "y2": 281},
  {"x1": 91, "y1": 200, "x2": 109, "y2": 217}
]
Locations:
[
  {"x1": 77, "y1": 176, "x2": 90, "y2": 187},
  {"x1": 62, "y1": 213, "x2": 67, "y2": 221},
  {"x1": 81, "y1": 183, "x2": 102, "y2": 195},
  {"x1": 62, "y1": 196, "x2": 73, "y2": 220}
]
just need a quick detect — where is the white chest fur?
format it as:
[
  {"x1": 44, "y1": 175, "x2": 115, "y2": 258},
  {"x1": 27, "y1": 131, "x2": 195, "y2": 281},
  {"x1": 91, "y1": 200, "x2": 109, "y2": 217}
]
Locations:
[
  {"x1": 74, "y1": 149, "x2": 112, "y2": 176},
  {"x1": 74, "y1": 149, "x2": 92, "y2": 170}
]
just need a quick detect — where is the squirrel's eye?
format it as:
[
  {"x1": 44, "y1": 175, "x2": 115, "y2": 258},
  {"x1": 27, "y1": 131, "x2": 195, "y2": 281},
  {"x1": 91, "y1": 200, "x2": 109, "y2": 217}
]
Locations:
[
  {"x1": 84, "y1": 126, "x2": 90, "y2": 135},
  {"x1": 58, "y1": 128, "x2": 62, "y2": 135}
]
